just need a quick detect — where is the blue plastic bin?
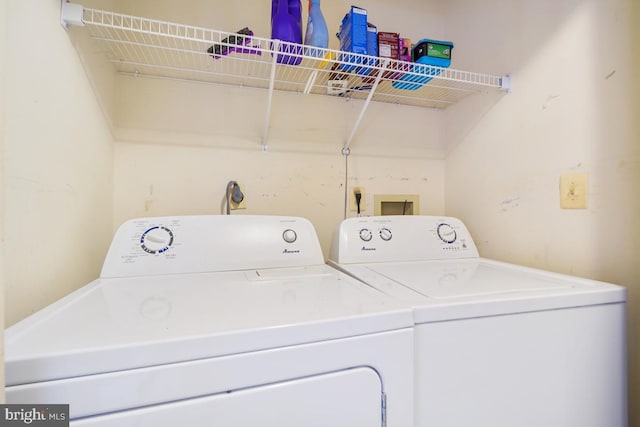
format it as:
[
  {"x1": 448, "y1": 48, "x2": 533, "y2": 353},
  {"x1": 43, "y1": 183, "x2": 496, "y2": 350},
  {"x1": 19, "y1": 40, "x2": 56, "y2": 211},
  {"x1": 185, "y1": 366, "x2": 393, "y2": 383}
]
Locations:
[{"x1": 392, "y1": 38, "x2": 454, "y2": 90}]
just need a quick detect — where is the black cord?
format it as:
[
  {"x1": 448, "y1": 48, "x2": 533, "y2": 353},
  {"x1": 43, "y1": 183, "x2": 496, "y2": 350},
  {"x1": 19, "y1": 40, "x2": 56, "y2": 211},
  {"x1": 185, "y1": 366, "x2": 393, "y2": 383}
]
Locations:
[
  {"x1": 225, "y1": 181, "x2": 234, "y2": 215},
  {"x1": 402, "y1": 199, "x2": 408, "y2": 215}
]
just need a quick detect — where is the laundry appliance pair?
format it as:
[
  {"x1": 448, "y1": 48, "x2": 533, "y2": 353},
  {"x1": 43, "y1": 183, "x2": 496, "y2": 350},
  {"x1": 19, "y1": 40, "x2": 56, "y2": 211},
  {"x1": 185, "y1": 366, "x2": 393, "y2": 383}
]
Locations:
[{"x1": 5, "y1": 214, "x2": 627, "y2": 427}]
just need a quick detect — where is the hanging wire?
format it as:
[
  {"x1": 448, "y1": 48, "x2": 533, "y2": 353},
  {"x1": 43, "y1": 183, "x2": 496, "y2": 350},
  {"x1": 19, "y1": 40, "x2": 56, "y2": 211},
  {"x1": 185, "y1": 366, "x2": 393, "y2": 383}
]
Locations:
[{"x1": 343, "y1": 149, "x2": 350, "y2": 219}]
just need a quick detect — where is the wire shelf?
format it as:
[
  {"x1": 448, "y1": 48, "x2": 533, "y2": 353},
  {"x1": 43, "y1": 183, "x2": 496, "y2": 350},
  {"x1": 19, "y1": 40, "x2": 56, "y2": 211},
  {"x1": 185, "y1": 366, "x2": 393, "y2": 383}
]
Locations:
[
  {"x1": 62, "y1": 4, "x2": 510, "y2": 149},
  {"x1": 79, "y1": 7, "x2": 508, "y2": 110}
]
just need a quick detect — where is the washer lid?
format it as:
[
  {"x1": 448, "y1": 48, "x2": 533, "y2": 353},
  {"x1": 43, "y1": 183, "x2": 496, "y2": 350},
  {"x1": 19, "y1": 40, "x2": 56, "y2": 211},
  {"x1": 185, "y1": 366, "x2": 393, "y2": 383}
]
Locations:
[
  {"x1": 6, "y1": 265, "x2": 412, "y2": 386},
  {"x1": 346, "y1": 258, "x2": 626, "y2": 322}
]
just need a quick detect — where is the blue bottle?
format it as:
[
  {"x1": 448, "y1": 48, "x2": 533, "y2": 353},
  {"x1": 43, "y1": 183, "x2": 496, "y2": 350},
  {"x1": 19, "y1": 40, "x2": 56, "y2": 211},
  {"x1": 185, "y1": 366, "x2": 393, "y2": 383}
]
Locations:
[{"x1": 303, "y1": 0, "x2": 329, "y2": 57}]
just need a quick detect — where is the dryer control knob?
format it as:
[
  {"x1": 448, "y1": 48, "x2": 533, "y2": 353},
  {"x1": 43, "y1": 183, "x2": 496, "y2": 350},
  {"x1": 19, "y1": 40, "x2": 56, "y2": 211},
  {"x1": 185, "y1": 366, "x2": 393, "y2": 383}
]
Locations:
[
  {"x1": 359, "y1": 228, "x2": 373, "y2": 242},
  {"x1": 379, "y1": 227, "x2": 392, "y2": 241},
  {"x1": 283, "y1": 229, "x2": 297, "y2": 243}
]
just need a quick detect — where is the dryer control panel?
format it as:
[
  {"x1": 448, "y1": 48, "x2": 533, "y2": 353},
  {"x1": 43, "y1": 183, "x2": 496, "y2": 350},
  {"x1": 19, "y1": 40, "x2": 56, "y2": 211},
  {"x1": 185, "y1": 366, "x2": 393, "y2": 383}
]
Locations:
[
  {"x1": 329, "y1": 215, "x2": 479, "y2": 264},
  {"x1": 101, "y1": 215, "x2": 325, "y2": 278}
]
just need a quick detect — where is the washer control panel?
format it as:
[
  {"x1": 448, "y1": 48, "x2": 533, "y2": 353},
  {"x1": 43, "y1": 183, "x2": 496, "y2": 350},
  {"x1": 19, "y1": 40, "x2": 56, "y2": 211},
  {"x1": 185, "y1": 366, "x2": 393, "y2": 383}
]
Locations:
[
  {"x1": 330, "y1": 215, "x2": 479, "y2": 264},
  {"x1": 101, "y1": 215, "x2": 325, "y2": 278}
]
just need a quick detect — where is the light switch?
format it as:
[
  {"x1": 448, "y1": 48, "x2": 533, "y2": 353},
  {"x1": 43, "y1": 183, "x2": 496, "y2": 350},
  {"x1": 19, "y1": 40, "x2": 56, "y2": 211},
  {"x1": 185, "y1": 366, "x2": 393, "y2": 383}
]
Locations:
[{"x1": 559, "y1": 173, "x2": 588, "y2": 209}]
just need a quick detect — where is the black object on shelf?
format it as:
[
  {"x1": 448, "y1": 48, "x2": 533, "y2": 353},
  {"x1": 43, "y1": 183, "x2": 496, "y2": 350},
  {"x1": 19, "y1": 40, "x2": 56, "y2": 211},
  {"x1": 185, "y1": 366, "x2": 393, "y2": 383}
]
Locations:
[{"x1": 207, "y1": 27, "x2": 260, "y2": 59}]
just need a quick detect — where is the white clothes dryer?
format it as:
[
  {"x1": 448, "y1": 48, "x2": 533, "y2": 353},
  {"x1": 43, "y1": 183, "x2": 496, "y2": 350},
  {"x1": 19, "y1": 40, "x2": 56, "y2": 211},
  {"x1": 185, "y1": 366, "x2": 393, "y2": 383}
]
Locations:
[
  {"x1": 329, "y1": 215, "x2": 627, "y2": 427},
  {"x1": 6, "y1": 215, "x2": 414, "y2": 427}
]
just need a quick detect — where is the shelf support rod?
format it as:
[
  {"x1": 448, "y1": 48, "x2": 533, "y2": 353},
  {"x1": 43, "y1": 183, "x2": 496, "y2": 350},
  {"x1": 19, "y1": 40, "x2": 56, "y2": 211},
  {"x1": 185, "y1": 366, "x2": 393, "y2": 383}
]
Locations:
[
  {"x1": 303, "y1": 70, "x2": 319, "y2": 95},
  {"x1": 342, "y1": 59, "x2": 390, "y2": 152},
  {"x1": 262, "y1": 41, "x2": 281, "y2": 152}
]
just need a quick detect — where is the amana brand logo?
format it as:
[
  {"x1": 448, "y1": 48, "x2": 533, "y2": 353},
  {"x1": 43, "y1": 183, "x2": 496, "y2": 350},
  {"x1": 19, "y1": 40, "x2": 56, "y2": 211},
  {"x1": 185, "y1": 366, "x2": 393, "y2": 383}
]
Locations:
[
  {"x1": 283, "y1": 249, "x2": 300, "y2": 254},
  {"x1": 361, "y1": 246, "x2": 377, "y2": 251},
  {"x1": 1, "y1": 405, "x2": 69, "y2": 426}
]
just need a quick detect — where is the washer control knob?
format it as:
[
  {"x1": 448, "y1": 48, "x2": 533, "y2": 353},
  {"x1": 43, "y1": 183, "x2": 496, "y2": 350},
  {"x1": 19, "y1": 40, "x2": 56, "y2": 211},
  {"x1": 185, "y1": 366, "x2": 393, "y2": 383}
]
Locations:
[
  {"x1": 140, "y1": 226, "x2": 174, "y2": 254},
  {"x1": 283, "y1": 229, "x2": 297, "y2": 243},
  {"x1": 437, "y1": 223, "x2": 457, "y2": 244},
  {"x1": 359, "y1": 228, "x2": 373, "y2": 242},
  {"x1": 379, "y1": 227, "x2": 392, "y2": 241}
]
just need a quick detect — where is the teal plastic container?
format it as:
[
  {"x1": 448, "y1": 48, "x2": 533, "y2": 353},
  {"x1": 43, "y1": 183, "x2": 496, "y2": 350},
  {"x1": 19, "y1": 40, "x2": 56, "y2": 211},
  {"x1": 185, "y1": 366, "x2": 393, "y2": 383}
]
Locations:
[{"x1": 392, "y1": 38, "x2": 454, "y2": 90}]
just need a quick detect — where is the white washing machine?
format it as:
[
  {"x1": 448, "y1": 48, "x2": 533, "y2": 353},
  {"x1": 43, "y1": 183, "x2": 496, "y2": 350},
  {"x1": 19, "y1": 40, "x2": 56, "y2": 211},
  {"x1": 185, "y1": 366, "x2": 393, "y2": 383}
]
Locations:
[
  {"x1": 329, "y1": 215, "x2": 627, "y2": 427},
  {"x1": 6, "y1": 215, "x2": 414, "y2": 426}
]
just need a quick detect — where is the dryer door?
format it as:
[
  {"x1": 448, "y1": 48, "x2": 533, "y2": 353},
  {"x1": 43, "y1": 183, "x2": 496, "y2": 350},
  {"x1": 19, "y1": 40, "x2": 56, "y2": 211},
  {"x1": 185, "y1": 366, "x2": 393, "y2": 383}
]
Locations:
[{"x1": 73, "y1": 367, "x2": 383, "y2": 427}]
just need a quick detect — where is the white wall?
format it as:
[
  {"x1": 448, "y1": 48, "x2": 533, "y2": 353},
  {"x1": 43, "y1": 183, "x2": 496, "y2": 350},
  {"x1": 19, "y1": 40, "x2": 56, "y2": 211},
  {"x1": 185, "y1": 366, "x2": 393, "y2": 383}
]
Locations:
[
  {"x1": 444, "y1": 0, "x2": 639, "y2": 424},
  {"x1": 112, "y1": 76, "x2": 447, "y2": 159},
  {"x1": 0, "y1": 0, "x2": 7, "y2": 403},
  {"x1": 113, "y1": 139, "x2": 445, "y2": 259},
  {"x1": 3, "y1": 0, "x2": 114, "y2": 326}
]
